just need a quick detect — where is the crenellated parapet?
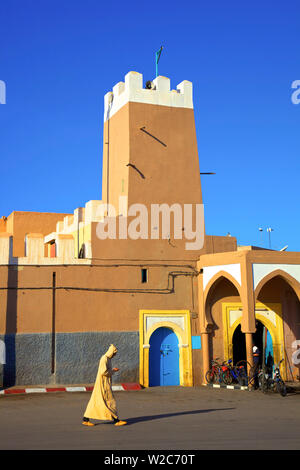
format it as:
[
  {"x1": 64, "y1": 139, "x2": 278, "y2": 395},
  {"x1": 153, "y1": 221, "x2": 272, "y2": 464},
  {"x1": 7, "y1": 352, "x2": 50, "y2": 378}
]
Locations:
[
  {"x1": 104, "y1": 71, "x2": 193, "y2": 121},
  {"x1": 0, "y1": 232, "x2": 91, "y2": 265}
]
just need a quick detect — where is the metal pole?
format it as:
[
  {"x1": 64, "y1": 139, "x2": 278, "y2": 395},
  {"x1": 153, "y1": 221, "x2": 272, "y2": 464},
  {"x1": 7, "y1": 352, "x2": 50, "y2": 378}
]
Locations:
[
  {"x1": 155, "y1": 46, "x2": 163, "y2": 78},
  {"x1": 259, "y1": 228, "x2": 263, "y2": 247},
  {"x1": 267, "y1": 227, "x2": 273, "y2": 249}
]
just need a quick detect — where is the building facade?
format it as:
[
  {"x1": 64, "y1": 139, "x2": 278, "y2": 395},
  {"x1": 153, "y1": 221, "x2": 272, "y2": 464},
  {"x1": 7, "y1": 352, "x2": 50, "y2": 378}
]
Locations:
[{"x1": 0, "y1": 71, "x2": 299, "y2": 387}]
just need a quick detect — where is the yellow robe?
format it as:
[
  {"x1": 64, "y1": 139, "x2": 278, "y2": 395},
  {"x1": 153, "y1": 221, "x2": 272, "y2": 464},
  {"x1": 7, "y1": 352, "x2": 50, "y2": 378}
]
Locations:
[{"x1": 84, "y1": 345, "x2": 118, "y2": 421}]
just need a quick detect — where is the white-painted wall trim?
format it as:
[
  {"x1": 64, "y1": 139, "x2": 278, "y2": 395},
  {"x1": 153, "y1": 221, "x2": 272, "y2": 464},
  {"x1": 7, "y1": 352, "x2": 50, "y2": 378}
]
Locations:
[
  {"x1": 203, "y1": 264, "x2": 241, "y2": 291},
  {"x1": 145, "y1": 316, "x2": 185, "y2": 334},
  {"x1": 253, "y1": 263, "x2": 300, "y2": 290},
  {"x1": 104, "y1": 71, "x2": 193, "y2": 122},
  {"x1": 229, "y1": 309, "x2": 277, "y2": 328}
]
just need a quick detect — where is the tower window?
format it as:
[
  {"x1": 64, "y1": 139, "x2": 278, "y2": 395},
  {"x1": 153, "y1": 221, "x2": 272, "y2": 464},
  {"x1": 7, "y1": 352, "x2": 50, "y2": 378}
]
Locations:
[{"x1": 141, "y1": 269, "x2": 148, "y2": 283}]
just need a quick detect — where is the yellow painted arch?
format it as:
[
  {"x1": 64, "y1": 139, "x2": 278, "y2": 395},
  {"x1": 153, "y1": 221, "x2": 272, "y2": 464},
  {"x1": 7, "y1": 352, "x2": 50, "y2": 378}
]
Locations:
[
  {"x1": 139, "y1": 310, "x2": 193, "y2": 388},
  {"x1": 222, "y1": 302, "x2": 286, "y2": 379}
]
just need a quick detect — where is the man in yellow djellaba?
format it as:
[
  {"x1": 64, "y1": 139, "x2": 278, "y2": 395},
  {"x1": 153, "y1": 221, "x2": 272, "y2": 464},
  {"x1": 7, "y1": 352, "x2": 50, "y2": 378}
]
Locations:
[{"x1": 82, "y1": 344, "x2": 127, "y2": 427}]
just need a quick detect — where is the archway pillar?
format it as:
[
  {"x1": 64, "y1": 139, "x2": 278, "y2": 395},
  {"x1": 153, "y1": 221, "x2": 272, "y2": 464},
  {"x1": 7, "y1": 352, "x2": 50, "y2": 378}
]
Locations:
[
  {"x1": 240, "y1": 256, "x2": 256, "y2": 333},
  {"x1": 240, "y1": 256, "x2": 256, "y2": 372},
  {"x1": 245, "y1": 332, "x2": 254, "y2": 370},
  {"x1": 201, "y1": 331, "x2": 210, "y2": 384},
  {"x1": 196, "y1": 263, "x2": 211, "y2": 384},
  {"x1": 240, "y1": 300, "x2": 256, "y2": 370}
]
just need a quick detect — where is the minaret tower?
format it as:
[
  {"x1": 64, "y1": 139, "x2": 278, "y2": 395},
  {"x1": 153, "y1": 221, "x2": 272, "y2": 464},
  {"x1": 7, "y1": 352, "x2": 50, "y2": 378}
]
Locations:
[{"x1": 101, "y1": 71, "x2": 203, "y2": 215}]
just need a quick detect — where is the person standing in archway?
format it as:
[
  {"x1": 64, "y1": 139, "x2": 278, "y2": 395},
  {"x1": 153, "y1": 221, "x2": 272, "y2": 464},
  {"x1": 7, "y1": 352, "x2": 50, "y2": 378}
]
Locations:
[
  {"x1": 252, "y1": 345, "x2": 260, "y2": 389},
  {"x1": 82, "y1": 344, "x2": 127, "y2": 427}
]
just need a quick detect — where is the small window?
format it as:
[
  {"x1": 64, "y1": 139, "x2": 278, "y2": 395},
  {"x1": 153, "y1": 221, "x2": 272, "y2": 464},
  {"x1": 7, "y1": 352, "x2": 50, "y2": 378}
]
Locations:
[
  {"x1": 24, "y1": 234, "x2": 28, "y2": 257},
  {"x1": 78, "y1": 244, "x2": 85, "y2": 259},
  {"x1": 50, "y1": 241, "x2": 56, "y2": 258},
  {"x1": 141, "y1": 268, "x2": 148, "y2": 283}
]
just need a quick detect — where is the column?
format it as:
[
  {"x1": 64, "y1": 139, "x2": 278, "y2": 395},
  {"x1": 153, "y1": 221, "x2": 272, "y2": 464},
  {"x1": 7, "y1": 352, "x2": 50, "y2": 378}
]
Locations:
[
  {"x1": 201, "y1": 331, "x2": 210, "y2": 384},
  {"x1": 245, "y1": 332, "x2": 254, "y2": 371}
]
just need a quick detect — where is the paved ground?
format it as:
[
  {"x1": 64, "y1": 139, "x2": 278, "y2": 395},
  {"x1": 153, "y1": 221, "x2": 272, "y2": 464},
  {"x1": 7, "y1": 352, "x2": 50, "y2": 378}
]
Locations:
[{"x1": 0, "y1": 385, "x2": 299, "y2": 450}]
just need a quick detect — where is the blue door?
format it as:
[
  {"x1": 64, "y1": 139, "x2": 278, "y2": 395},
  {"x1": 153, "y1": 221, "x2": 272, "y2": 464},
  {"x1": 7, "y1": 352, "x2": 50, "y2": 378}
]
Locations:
[
  {"x1": 265, "y1": 329, "x2": 274, "y2": 374},
  {"x1": 149, "y1": 327, "x2": 179, "y2": 386}
]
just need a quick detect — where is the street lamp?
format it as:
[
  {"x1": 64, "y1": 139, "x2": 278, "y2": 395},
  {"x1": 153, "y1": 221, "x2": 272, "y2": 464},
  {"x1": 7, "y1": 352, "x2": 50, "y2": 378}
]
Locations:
[
  {"x1": 266, "y1": 227, "x2": 274, "y2": 249},
  {"x1": 258, "y1": 227, "x2": 263, "y2": 247}
]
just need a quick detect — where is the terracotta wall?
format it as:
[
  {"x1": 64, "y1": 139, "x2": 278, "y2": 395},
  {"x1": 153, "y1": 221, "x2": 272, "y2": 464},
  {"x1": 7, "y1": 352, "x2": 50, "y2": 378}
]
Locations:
[
  {"x1": 102, "y1": 102, "x2": 202, "y2": 212},
  {"x1": 0, "y1": 217, "x2": 6, "y2": 232},
  {"x1": 1, "y1": 212, "x2": 72, "y2": 257},
  {"x1": 205, "y1": 235, "x2": 237, "y2": 254},
  {"x1": 0, "y1": 262, "x2": 198, "y2": 335}
]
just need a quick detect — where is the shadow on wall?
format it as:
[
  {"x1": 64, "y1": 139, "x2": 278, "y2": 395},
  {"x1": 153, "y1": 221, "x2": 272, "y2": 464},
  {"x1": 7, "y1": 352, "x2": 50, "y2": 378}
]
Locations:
[{"x1": 3, "y1": 263, "x2": 18, "y2": 387}]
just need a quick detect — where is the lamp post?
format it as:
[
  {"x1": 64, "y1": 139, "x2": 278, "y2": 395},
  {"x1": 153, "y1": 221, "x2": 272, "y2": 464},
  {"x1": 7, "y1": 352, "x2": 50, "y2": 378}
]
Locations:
[
  {"x1": 259, "y1": 227, "x2": 263, "y2": 247},
  {"x1": 267, "y1": 227, "x2": 274, "y2": 249}
]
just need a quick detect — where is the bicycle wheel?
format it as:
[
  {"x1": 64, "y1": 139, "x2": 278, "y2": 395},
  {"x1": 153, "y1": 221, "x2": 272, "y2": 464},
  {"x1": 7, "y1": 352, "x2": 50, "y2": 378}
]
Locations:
[
  {"x1": 205, "y1": 369, "x2": 215, "y2": 384},
  {"x1": 222, "y1": 369, "x2": 233, "y2": 385},
  {"x1": 213, "y1": 368, "x2": 221, "y2": 384},
  {"x1": 248, "y1": 365, "x2": 259, "y2": 389},
  {"x1": 236, "y1": 366, "x2": 248, "y2": 386},
  {"x1": 236, "y1": 360, "x2": 252, "y2": 376},
  {"x1": 260, "y1": 374, "x2": 269, "y2": 393},
  {"x1": 276, "y1": 380, "x2": 287, "y2": 397}
]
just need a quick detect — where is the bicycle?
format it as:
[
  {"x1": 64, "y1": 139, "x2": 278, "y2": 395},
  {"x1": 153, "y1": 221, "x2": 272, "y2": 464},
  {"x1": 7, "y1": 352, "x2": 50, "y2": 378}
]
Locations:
[
  {"x1": 262, "y1": 359, "x2": 287, "y2": 397},
  {"x1": 221, "y1": 359, "x2": 250, "y2": 386},
  {"x1": 205, "y1": 358, "x2": 225, "y2": 384},
  {"x1": 248, "y1": 364, "x2": 267, "y2": 390},
  {"x1": 248, "y1": 359, "x2": 287, "y2": 396}
]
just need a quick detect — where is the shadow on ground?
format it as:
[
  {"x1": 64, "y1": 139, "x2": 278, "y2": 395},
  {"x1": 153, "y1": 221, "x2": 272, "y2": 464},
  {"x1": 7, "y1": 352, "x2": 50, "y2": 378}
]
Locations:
[{"x1": 116, "y1": 407, "x2": 236, "y2": 425}]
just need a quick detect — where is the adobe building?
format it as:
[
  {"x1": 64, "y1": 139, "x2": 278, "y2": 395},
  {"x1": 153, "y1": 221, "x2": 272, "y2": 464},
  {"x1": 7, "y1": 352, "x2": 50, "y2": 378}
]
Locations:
[{"x1": 0, "y1": 71, "x2": 300, "y2": 388}]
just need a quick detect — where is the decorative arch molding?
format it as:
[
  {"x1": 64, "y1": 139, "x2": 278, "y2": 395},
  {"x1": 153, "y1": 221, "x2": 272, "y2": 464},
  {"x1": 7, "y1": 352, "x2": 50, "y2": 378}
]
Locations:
[
  {"x1": 204, "y1": 270, "x2": 242, "y2": 301},
  {"x1": 139, "y1": 310, "x2": 193, "y2": 388},
  {"x1": 222, "y1": 302, "x2": 286, "y2": 379},
  {"x1": 203, "y1": 264, "x2": 241, "y2": 292},
  {"x1": 254, "y1": 268, "x2": 300, "y2": 303},
  {"x1": 145, "y1": 321, "x2": 185, "y2": 348},
  {"x1": 203, "y1": 271, "x2": 242, "y2": 327}
]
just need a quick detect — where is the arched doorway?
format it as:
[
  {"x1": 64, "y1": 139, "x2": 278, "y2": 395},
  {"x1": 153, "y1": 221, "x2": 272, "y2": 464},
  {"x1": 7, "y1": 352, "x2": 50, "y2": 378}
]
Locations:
[
  {"x1": 204, "y1": 275, "x2": 242, "y2": 364},
  {"x1": 232, "y1": 324, "x2": 246, "y2": 364},
  {"x1": 231, "y1": 319, "x2": 274, "y2": 371},
  {"x1": 253, "y1": 320, "x2": 274, "y2": 372},
  {"x1": 149, "y1": 327, "x2": 179, "y2": 386},
  {"x1": 256, "y1": 274, "x2": 300, "y2": 381}
]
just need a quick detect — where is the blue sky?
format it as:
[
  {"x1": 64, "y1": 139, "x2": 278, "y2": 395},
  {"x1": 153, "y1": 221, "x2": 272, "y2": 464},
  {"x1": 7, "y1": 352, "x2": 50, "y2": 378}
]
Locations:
[{"x1": 0, "y1": 0, "x2": 299, "y2": 251}]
